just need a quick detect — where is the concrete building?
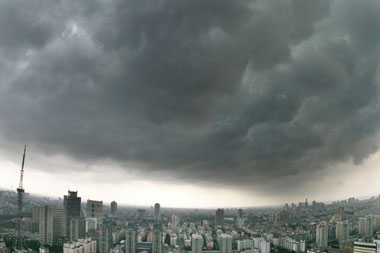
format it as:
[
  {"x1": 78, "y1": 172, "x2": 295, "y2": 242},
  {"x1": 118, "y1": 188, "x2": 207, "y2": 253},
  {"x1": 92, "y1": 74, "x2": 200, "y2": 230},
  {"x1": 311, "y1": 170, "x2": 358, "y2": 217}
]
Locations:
[
  {"x1": 353, "y1": 241, "x2": 378, "y2": 253},
  {"x1": 237, "y1": 239, "x2": 254, "y2": 251},
  {"x1": 215, "y1": 209, "x2": 224, "y2": 227},
  {"x1": 85, "y1": 218, "x2": 97, "y2": 232},
  {"x1": 64, "y1": 191, "x2": 82, "y2": 239},
  {"x1": 126, "y1": 223, "x2": 137, "y2": 253},
  {"x1": 192, "y1": 234, "x2": 203, "y2": 253},
  {"x1": 39, "y1": 205, "x2": 65, "y2": 245},
  {"x1": 171, "y1": 215, "x2": 179, "y2": 228},
  {"x1": 98, "y1": 218, "x2": 112, "y2": 253},
  {"x1": 359, "y1": 216, "x2": 374, "y2": 238},
  {"x1": 218, "y1": 234, "x2": 232, "y2": 253},
  {"x1": 70, "y1": 217, "x2": 85, "y2": 242},
  {"x1": 336, "y1": 221, "x2": 349, "y2": 244},
  {"x1": 152, "y1": 223, "x2": 162, "y2": 253},
  {"x1": 154, "y1": 203, "x2": 161, "y2": 220},
  {"x1": 33, "y1": 205, "x2": 40, "y2": 225},
  {"x1": 86, "y1": 200, "x2": 103, "y2": 228},
  {"x1": 63, "y1": 238, "x2": 96, "y2": 253},
  {"x1": 374, "y1": 215, "x2": 380, "y2": 232},
  {"x1": 110, "y1": 201, "x2": 117, "y2": 217},
  {"x1": 316, "y1": 221, "x2": 328, "y2": 248}
]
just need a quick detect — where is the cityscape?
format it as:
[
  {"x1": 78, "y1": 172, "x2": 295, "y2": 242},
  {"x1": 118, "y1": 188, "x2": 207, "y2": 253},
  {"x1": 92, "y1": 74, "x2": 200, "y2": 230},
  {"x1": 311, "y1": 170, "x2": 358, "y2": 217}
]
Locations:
[
  {"x1": 1, "y1": 0, "x2": 380, "y2": 253},
  {"x1": 2, "y1": 168, "x2": 380, "y2": 253}
]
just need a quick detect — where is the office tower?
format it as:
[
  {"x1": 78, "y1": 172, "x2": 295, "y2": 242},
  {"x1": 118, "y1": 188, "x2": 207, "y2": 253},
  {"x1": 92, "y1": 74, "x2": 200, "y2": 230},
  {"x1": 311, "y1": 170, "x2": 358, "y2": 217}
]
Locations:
[
  {"x1": 110, "y1": 201, "x2": 117, "y2": 217},
  {"x1": 63, "y1": 238, "x2": 96, "y2": 253},
  {"x1": 86, "y1": 218, "x2": 97, "y2": 232},
  {"x1": 64, "y1": 191, "x2": 81, "y2": 239},
  {"x1": 215, "y1": 209, "x2": 224, "y2": 227},
  {"x1": 39, "y1": 205, "x2": 65, "y2": 245},
  {"x1": 87, "y1": 200, "x2": 103, "y2": 228},
  {"x1": 70, "y1": 217, "x2": 85, "y2": 242},
  {"x1": 377, "y1": 195, "x2": 380, "y2": 210},
  {"x1": 316, "y1": 221, "x2": 328, "y2": 248},
  {"x1": 99, "y1": 218, "x2": 113, "y2": 253},
  {"x1": 126, "y1": 223, "x2": 137, "y2": 253},
  {"x1": 218, "y1": 234, "x2": 232, "y2": 253},
  {"x1": 305, "y1": 198, "x2": 309, "y2": 208},
  {"x1": 336, "y1": 221, "x2": 349, "y2": 244},
  {"x1": 338, "y1": 207, "x2": 344, "y2": 215},
  {"x1": 33, "y1": 205, "x2": 40, "y2": 225},
  {"x1": 171, "y1": 215, "x2": 179, "y2": 228},
  {"x1": 192, "y1": 234, "x2": 203, "y2": 253},
  {"x1": 152, "y1": 223, "x2": 162, "y2": 253},
  {"x1": 154, "y1": 203, "x2": 161, "y2": 220}
]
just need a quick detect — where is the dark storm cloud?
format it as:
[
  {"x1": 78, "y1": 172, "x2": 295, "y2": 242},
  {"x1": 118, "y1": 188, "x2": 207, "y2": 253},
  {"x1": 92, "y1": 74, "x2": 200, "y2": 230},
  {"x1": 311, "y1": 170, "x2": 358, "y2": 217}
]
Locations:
[{"x1": 0, "y1": 0, "x2": 379, "y2": 195}]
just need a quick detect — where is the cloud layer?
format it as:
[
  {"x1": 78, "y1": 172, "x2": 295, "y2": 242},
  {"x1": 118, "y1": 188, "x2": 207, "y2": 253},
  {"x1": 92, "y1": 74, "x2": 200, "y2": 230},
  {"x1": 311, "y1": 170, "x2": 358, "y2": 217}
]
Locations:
[{"x1": 1, "y1": 0, "x2": 380, "y2": 197}]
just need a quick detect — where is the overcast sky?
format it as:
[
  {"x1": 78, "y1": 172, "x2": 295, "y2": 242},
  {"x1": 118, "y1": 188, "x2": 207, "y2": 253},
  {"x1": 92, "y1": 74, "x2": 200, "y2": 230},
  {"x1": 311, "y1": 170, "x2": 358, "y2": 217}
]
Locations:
[{"x1": 1, "y1": 0, "x2": 380, "y2": 208}]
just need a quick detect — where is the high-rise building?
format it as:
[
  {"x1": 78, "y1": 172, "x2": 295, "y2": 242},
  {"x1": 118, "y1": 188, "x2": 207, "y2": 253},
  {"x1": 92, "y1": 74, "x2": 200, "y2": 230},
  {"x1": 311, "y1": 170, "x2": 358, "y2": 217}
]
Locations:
[
  {"x1": 64, "y1": 191, "x2": 81, "y2": 239},
  {"x1": 377, "y1": 195, "x2": 380, "y2": 211},
  {"x1": 359, "y1": 216, "x2": 374, "y2": 238},
  {"x1": 70, "y1": 217, "x2": 85, "y2": 242},
  {"x1": 237, "y1": 209, "x2": 244, "y2": 227},
  {"x1": 215, "y1": 209, "x2": 224, "y2": 227},
  {"x1": 374, "y1": 215, "x2": 380, "y2": 232},
  {"x1": 218, "y1": 234, "x2": 232, "y2": 253},
  {"x1": 154, "y1": 203, "x2": 161, "y2": 220},
  {"x1": 316, "y1": 221, "x2": 328, "y2": 248},
  {"x1": 192, "y1": 234, "x2": 203, "y2": 253},
  {"x1": 336, "y1": 221, "x2": 349, "y2": 244},
  {"x1": 86, "y1": 200, "x2": 103, "y2": 228},
  {"x1": 171, "y1": 215, "x2": 179, "y2": 228},
  {"x1": 152, "y1": 223, "x2": 162, "y2": 253},
  {"x1": 63, "y1": 238, "x2": 96, "y2": 253},
  {"x1": 39, "y1": 205, "x2": 65, "y2": 245},
  {"x1": 33, "y1": 205, "x2": 40, "y2": 225},
  {"x1": 110, "y1": 201, "x2": 117, "y2": 217},
  {"x1": 99, "y1": 218, "x2": 112, "y2": 253},
  {"x1": 126, "y1": 223, "x2": 137, "y2": 253}
]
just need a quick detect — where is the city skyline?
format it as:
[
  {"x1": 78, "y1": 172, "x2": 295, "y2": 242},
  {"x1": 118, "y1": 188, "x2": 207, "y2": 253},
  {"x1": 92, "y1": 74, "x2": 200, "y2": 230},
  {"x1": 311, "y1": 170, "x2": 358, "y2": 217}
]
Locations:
[{"x1": 1, "y1": 0, "x2": 380, "y2": 208}]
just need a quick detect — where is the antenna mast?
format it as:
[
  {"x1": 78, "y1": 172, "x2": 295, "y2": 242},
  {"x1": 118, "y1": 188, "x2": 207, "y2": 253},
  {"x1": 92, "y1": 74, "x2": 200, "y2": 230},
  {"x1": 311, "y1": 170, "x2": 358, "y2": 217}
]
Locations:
[{"x1": 14, "y1": 145, "x2": 27, "y2": 251}]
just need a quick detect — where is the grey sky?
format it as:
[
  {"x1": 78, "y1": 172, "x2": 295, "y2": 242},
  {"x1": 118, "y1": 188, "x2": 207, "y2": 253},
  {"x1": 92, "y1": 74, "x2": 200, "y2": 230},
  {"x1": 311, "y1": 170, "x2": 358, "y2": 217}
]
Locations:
[{"x1": 1, "y1": 0, "x2": 380, "y2": 206}]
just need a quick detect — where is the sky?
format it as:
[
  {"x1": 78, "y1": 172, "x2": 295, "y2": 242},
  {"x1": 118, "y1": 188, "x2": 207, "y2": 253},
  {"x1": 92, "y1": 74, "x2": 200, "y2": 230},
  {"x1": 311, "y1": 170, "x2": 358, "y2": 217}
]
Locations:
[{"x1": 1, "y1": 0, "x2": 380, "y2": 208}]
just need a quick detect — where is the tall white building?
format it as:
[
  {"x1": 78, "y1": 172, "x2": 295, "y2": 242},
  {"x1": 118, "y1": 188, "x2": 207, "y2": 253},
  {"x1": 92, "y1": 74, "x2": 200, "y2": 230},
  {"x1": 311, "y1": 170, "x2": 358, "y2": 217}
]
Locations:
[
  {"x1": 218, "y1": 234, "x2": 232, "y2": 253},
  {"x1": 359, "y1": 216, "x2": 374, "y2": 238},
  {"x1": 86, "y1": 200, "x2": 103, "y2": 228},
  {"x1": 63, "y1": 238, "x2": 96, "y2": 253},
  {"x1": 154, "y1": 203, "x2": 161, "y2": 220},
  {"x1": 39, "y1": 205, "x2": 65, "y2": 245},
  {"x1": 192, "y1": 234, "x2": 203, "y2": 253},
  {"x1": 126, "y1": 223, "x2": 137, "y2": 253},
  {"x1": 316, "y1": 221, "x2": 328, "y2": 248},
  {"x1": 336, "y1": 221, "x2": 349, "y2": 244}
]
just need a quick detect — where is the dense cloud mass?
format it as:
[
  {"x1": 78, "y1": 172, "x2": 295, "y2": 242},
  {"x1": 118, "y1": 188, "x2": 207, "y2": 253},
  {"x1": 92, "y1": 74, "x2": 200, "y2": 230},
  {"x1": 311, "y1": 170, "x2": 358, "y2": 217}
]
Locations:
[{"x1": 1, "y1": 0, "x2": 380, "y2": 196}]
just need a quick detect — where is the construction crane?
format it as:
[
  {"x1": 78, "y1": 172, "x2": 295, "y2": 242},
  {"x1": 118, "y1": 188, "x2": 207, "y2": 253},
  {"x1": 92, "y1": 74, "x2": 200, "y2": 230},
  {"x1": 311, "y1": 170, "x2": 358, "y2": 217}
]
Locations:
[{"x1": 14, "y1": 145, "x2": 27, "y2": 251}]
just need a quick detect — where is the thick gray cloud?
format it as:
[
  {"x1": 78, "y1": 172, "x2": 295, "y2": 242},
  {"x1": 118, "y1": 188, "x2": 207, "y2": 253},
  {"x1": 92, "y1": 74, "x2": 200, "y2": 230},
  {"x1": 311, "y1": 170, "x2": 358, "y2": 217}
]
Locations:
[{"x1": 0, "y1": 0, "x2": 380, "y2": 197}]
